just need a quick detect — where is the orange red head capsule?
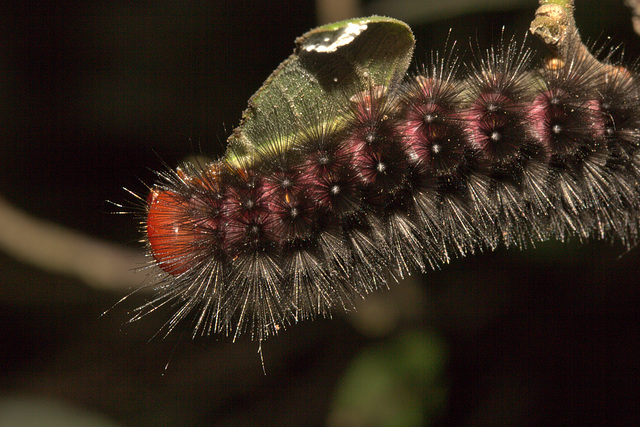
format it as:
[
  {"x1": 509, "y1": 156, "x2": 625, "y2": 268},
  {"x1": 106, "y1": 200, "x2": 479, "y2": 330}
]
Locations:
[
  {"x1": 146, "y1": 189, "x2": 195, "y2": 275},
  {"x1": 146, "y1": 163, "x2": 227, "y2": 276}
]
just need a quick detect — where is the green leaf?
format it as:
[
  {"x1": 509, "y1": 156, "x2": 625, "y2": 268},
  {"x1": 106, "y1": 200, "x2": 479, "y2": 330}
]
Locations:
[
  {"x1": 226, "y1": 16, "x2": 415, "y2": 164},
  {"x1": 328, "y1": 330, "x2": 448, "y2": 426}
]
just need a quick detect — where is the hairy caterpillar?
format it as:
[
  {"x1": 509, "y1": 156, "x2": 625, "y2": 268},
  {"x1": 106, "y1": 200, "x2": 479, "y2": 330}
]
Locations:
[{"x1": 136, "y1": 15, "x2": 640, "y2": 343}]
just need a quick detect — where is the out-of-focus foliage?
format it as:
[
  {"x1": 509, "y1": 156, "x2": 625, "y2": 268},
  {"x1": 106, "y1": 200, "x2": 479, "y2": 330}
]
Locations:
[{"x1": 329, "y1": 330, "x2": 448, "y2": 426}]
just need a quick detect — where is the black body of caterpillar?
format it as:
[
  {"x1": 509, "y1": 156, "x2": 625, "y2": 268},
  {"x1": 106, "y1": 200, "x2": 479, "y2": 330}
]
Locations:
[{"x1": 138, "y1": 16, "x2": 640, "y2": 342}]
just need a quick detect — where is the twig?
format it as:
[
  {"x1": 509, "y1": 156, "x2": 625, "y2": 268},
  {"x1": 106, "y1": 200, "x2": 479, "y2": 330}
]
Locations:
[
  {"x1": 625, "y1": 0, "x2": 640, "y2": 36},
  {"x1": 530, "y1": 0, "x2": 592, "y2": 62},
  {"x1": 530, "y1": 0, "x2": 621, "y2": 74},
  {"x1": 0, "y1": 195, "x2": 152, "y2": 292}
]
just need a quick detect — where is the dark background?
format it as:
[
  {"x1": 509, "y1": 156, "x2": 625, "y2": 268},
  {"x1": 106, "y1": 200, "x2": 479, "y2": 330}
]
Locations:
[{"x1": 1, "y1": 0, "x2": 639, "y2": 425}]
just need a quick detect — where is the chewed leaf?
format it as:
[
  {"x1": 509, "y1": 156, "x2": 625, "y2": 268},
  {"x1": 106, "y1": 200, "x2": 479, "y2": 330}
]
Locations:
[{"x1": 227, "y1": 16, "x2": 415, "y2": 163}]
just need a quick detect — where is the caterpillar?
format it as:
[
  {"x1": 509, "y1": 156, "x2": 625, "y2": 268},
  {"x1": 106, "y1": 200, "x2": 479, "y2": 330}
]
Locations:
[{"x1": 135, "y1": 15, "x2": 640, "y2": 343}]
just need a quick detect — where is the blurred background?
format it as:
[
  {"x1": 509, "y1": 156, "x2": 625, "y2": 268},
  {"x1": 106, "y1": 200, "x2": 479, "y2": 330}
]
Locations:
[{"x1": 1, "y1": 0, "x2": 639, "y2": 425}]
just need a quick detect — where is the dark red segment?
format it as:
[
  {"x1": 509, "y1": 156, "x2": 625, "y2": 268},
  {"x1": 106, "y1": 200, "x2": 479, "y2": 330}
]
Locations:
[
  {"x1": 345, "y1": 86, "x2": 410, "y2": 206},
  {"x1": 260, "y1": 166, "x2": 318, "y2": 242},
  {"x1": 222, "y1": 169, "x2": 278, "y2": 253},
  {"x1": 301, "y1": 148, "x2": 342, "y2": 184},
  {"x1": 310, "y1": 165, "x2": 360, "y2": 215},
  {"x1": 530, "y1": 89, "x2": 604, "y2": 156},
  {"x1": 466, "y1": 90, "x2": 525, "y2": 162},
  {"x1": 529, "y1": 58, "x2": 606, "y2": 157},
  {"x1": 295, "y1": 122, "x2": 361, "y2": 216},
  {"x1": 597, "y1": 66, "x2": 640, "y2": 155},
  {"x1": 400, "y1": 75, "x2": 467, "y2": 176}
]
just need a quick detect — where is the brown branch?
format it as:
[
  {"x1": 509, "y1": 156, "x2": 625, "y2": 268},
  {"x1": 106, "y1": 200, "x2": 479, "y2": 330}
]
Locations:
[
  {"x1": 529, "y1": 0, "x2": 592, "y2": 62},
  {"x1": 625, "y1": 0, "x2": 640, "y2": 37},
  {"x1": 0, "y1": 195, "x2": 153, "y2": 292}
]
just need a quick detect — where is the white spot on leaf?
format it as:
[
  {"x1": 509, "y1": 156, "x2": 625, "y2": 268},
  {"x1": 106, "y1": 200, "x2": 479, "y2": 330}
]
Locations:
[{"x1": 303, "y1": 22, "x2": 368, "y2": 53}]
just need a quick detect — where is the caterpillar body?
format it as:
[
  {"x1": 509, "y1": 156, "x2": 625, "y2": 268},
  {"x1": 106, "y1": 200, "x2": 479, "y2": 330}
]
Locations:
[{"x1": 137, "y1": 16, "x2": 640, "y2": 342}]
